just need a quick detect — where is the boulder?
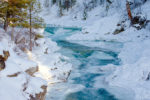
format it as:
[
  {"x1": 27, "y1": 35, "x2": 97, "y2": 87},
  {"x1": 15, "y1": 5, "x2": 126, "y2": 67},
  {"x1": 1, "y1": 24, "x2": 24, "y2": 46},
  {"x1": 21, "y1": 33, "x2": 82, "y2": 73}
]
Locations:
[
  {"x1": 0, "y1": 55, "x2": 5, "y2": 71},
  {"x1": 30, "y1": 85, "x2": 47, "y2": 100},
  {"x1": 25, "y1": 66, "x2": 38, "y2": 76},
  {"x1": 0, "y1": 50, "x2": 10, "y2": 71}
]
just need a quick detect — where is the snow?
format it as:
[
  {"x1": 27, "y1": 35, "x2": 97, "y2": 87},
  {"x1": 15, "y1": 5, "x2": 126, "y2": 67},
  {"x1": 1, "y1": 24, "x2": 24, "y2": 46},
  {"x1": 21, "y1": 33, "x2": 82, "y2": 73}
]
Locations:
[
  {"x1": 0, "y1": 74, "x2": 27, "y2": 100},
  {"x1": 106, "y1": 39, "x2": 150, "y2": 100},
  {"x1": 30, "y1": 36, "x2": 72, "y2": 83},
  {"x1": 0, "y1": 0, "x2": 150, "y2": 99},
  {"x1": 41, "y1": 0, "x2": 150, "y2": 99},
  {"x1": 0, "y1": 28, "x2": 46, "y2": 100},
  {"x1": 0, "y1": 27, "x2": 72, "y2": 99}
]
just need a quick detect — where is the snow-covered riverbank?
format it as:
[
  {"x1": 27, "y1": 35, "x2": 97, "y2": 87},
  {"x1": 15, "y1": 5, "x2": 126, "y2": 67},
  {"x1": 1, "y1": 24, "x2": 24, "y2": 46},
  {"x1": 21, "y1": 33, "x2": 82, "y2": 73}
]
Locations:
[{"x1": 0, "y1": 28, "x2": 72, "y2": 100}]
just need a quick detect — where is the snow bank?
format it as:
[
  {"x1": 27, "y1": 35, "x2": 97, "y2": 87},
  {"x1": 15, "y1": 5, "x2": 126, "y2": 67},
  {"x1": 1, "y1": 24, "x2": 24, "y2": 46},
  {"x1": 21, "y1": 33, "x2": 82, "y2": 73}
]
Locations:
[
  {"x1": 28, "y1": 29, "x2": 72, "y2": 84},
  {"x1": 106, "y1": 39, "x2": 150, "y2": 100},
  {"x1": 0, "y1": 28, "x2": 47, "y2": 100},
  {"x1": 0, "y1": 26, "x2": 72, "y2": 100}
]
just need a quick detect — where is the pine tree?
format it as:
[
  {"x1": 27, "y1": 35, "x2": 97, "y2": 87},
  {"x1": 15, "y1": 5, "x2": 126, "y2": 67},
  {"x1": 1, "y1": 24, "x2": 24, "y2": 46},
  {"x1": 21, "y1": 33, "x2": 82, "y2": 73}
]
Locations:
[
  {"x1": 106, "y1": 0, "x2": 112, "y2": 4},
  {"x1": 44, "y1": 0, "x2": 50, "y2": 8},
  {"x1": 64, "y1": 0, "x2": 70, "y2": 11},
  {"x1": 0, "y1": 0, "x2": 28, "y2": 32},
  {"x1": 52, "y1": 0, "x2": 57, "y2": 5},
  {"x1": 0, "y1": 1, "x2": 9, "y2": 31},
  {"x1": 83, "y1": 2, "x2": 88, "y2": 20},
  {"x1": 70, "y1": 0, "x2": 76, "y2": 8},
  {"x1": 8, "y1": 0, "x2": 29, "y2": 40},
  {"x1": 0, "y1": 0, "x2": 44, "y2": 50},
  {"x1": 58, "y1": 0, "x2": 63, "y2": 17},
  {"x1": 27, "y1": 0, "x2": 44, "y2": 51}
]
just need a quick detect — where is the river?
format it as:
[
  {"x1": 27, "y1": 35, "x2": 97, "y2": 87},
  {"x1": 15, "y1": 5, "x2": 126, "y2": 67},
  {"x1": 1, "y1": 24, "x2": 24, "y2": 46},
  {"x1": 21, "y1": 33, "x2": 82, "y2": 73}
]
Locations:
[{"x1": 45, "y1": 26, "x2": 133, "y2": 100}]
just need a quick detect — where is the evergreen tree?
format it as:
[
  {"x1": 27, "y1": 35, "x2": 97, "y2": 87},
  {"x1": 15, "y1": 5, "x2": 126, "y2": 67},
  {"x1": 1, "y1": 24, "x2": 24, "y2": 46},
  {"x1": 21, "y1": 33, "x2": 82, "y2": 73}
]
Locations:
[
  {"x1": 27, "y1": 0, "x2": 44, "y2": 51},
  {"x1": 58, "y1": 0, "x2": 63, "y2": 17},
  {"x1": 70, "y1": 0, "x2": 76, "y2": 8},
  {"x1": 0, "y1": 0, "x2": 28, "y2": 32},
  {"x1": 64, "y1": 0, "x2": 70, "y2": 11},
  {"x1": 106, "y1": 0, "x2": 112, "y2": 4},
  {"x1": 52, "y1": 0, "x2": 57, "y2": 5},
  {"x1": 0, "y1": 0, "x2": 44, "y2": 50},
  {"x1": 44, "y1": 0, "x2": 50, "y2": 8}
]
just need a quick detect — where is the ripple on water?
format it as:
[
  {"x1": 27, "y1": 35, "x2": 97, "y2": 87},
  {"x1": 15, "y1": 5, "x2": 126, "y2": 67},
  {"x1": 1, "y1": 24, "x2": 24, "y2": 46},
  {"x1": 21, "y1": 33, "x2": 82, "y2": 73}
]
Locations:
[
  {"x1": 73, "y1": 73, "x2": 102, "y2": 88},
  {"x1": 56, "y1": 40, "x2": 121, "y2": 100},
  {"x1": 65, "y1": 88, "x2": 118, "y2": 100}
]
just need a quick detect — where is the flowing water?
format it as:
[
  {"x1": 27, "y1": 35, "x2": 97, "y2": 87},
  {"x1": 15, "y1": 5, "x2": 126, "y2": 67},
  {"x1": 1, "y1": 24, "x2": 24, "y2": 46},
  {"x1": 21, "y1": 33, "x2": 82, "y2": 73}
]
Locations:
[{"x1": 45, "y1": 27, "x2": 133, "y2": 100}]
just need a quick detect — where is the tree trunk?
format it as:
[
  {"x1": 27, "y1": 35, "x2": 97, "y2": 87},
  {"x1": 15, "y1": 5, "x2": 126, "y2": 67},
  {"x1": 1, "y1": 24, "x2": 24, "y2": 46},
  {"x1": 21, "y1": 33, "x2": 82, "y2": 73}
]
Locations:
[
  {"x1": 29, "y1": 6, "x2": 32, "y2": 51},
  {"x1": 4, "y1": 17, "x2": 8, "y2": 32},
  {"x1": 44, "y1": 0, "x2": 49, "y2": 8},
  {"x1": 3, "y1": 7, "x2": 8, "y2": 32},
  {"x1": 11, "y1": 27, "x2": 14, "y2": 41},
  {"x1": 126, "y1": 0, "x2": 133, "y2": 23},
  {"x1": 65, "y1": 0, "x2": 69, "y2": 11},
  {"x1": 59, "y1": 1, "x2": 63, "y2": 17},
  {"x1": 106, "y1": 0, "x2": 112, "y2": 4}
]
